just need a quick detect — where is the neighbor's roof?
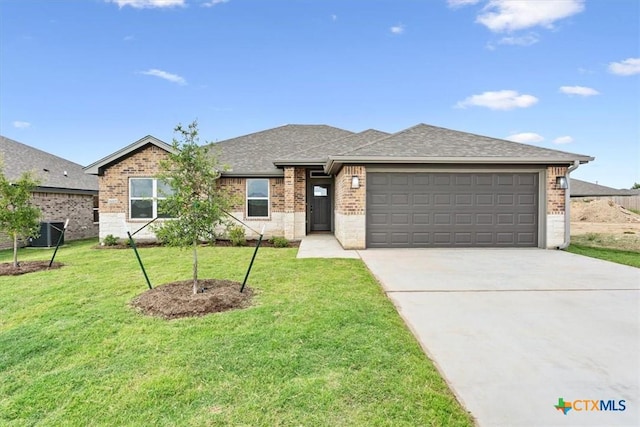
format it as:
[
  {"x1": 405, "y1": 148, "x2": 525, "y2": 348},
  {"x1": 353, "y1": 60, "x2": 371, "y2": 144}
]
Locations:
[
  {"x1": 0, "y1": 135, "x2": 98, "y2": 192},
  {"x1": 84, "y1": 135, "x2": 174, "y2": 175},
  {"x1": 213, "y1": 124, "x2": 354, "y2": 176},
  {"x1": 570, "y1": 178, "x2": 635, "y2": 197}
]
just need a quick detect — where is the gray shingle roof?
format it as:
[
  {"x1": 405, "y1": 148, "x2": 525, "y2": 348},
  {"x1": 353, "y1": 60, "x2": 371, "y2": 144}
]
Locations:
[
  {"x1": 212, "y1": 125, "x2": 354, "y2": 175},
  {"x1": 276, "y1": 129, "x2": 390, "y2": 162},
  {"x1": 1, "y1": 135, "x2": 97, "y2": 192},
  {"x1": 570, "y1": 178, "x2": 635, "y2": 197},
  {"x1": 342, "y1": 123, "x2": 593, "y2": 161}
]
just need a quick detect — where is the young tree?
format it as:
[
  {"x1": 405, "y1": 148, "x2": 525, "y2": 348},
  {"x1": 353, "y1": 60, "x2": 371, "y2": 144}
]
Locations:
[
  {"x1": 154, "y1": 121, "x2": 234, "y2": 294},
  {"x1": 631, "y1": 182, "x2": 640, "y2": 190},
  {"x1": 0, "y1": 164, "x2": 41, "y2": 267}
]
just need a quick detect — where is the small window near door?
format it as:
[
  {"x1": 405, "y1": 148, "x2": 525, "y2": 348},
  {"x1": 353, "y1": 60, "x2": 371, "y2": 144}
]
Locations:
[
  {"x1": 313, "y1": 185, "x2": 328, "y2": 197},
  {"x1": 92, "y1": 195, "x2": 99, "y2": 223},
  {"x1": 247, "y1": 178, "x2": 269, "y2": 217}
]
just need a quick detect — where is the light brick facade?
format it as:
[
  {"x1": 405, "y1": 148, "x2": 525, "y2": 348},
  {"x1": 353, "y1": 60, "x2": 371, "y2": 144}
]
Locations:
[
  {"x1": 334, "y1": 165, "x2": 366, "y2": 249},
  {"x1": 91, "y1": 142, "x2": 573, "y2": 249}
]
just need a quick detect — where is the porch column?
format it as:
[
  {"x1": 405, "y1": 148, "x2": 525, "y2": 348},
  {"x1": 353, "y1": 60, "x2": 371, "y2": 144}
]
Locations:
[{"x1": 283, "y1": 167, "x2": 295, "y2": 240}]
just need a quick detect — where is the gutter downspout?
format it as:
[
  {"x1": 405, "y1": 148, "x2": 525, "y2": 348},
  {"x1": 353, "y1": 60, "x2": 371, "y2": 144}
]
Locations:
[{"x1": 558, "y1": 160, "x2": 581, "y2": 250}]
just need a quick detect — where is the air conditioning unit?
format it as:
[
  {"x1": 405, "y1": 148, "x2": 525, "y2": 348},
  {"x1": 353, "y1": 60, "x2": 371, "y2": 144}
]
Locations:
[{"x1": 29, "y1": 222, "x2": 65, "y2": 247}]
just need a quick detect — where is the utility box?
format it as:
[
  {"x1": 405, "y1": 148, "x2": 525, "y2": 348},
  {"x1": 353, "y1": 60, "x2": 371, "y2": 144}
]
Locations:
[{"x1": 29, "y1": 222, "x2": 65, "y2": 247}]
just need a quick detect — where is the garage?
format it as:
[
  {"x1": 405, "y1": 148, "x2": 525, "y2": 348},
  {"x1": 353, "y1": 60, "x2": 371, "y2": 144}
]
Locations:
[{"x1": 366, "y1": 172, "x2": 539, "y2": 248}]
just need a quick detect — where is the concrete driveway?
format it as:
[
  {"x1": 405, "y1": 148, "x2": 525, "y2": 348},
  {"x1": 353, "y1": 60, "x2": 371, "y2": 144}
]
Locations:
[{"x1": 359, "y1": 249, "x2": 640, "y2": 427}]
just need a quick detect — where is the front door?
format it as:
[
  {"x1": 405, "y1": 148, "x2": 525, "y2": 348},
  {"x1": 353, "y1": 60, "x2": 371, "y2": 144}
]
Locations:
[{"x1": 310, "y1": 184, "x2": 331, "y2": 231}]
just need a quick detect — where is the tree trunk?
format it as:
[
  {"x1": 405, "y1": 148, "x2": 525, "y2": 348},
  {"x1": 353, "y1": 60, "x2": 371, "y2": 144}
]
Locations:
[
  {"x1": 192, "y1": 238, "x2": 198, "y2": 294},
  {"x1": 12, "y1": 233, "x2": 18, "y2": 268}
]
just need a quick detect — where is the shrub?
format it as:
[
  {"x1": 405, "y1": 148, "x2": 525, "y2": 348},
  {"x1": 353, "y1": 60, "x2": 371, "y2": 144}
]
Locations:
[
  {"x1": 229, "y1": 226, "x2": 247, "y2": 247},
  {"x1": 270, "y1": 236, "x2": 289, "y2": 248},
  {"x1": 103, "y1": 234, "x2": 119, "y2": 246},
  {"x1": 586, "y1": 232, "x2": 599, "y2": 242}
]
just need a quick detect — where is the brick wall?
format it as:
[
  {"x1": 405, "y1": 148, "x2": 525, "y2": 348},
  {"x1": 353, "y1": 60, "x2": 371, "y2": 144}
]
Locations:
[
  {"x1": 0, "y1": 191, "x2": 98, "y2": 249},
  {"x1": 546, "y1": 166, "x2": 568, "y2": 214},
  {"x1": 335, "y1": 165, "x2": 366, "y2": 215},
  {"x1": 334, "y1": 165, "x2": 366, "y2": 248},
  {"x1": 100, "y1": 144, "x2": 169, "y2": 217}
]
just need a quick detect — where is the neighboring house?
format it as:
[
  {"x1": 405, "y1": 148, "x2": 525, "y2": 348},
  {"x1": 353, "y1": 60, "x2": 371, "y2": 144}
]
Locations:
[
  {"x1": 84, "y1": 123, "x2": 593, "y2": 249},
  {"x1": 0, "y1": 136, "x2": 99, "y2": 248},
  {"x1": 570, "y1": 178, "x2": 640, "y2": 210}
]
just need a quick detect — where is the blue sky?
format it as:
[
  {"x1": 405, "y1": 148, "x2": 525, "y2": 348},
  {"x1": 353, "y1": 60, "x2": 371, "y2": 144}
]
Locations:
[{"x1": 1, "y1": 0, "x2": 638, "y2": 188}]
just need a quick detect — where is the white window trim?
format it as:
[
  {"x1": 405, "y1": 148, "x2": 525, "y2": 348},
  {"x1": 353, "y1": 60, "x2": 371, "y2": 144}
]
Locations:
[
  {"x1": 246, "y1": 178, "x2": 270, "y2": 218},
  {"x1": 129, "y1": 178, "x2": 171, "y2": 220}
]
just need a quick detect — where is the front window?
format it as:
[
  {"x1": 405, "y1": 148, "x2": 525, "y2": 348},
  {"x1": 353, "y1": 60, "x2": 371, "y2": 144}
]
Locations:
[
  {"x1": 130, "y1": 178, "x2": 173, "y2": 219},
  {"x1": 246, "y1": 178, "x2": 269, "y2": 217}
]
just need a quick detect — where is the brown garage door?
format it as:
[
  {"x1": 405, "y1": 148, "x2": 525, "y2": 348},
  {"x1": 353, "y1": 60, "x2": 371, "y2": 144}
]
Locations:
[{"x1": 366, "y1": 172, "x2": 538, "y2": 248}]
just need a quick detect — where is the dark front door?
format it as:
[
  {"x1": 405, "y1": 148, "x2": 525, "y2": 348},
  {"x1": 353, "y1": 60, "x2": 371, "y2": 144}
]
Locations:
[{"x1": 310, "y1": 184, "x2": 331, "y2": 231}]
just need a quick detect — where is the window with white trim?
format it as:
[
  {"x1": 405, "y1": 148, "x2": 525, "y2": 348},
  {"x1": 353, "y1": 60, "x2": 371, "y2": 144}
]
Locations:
[
  {"x1": 246, "y1": 178, "x2": 269, "y2": 217},
  {"x1": 129, "y1": 178, "x2": 174, "y2": 219}
]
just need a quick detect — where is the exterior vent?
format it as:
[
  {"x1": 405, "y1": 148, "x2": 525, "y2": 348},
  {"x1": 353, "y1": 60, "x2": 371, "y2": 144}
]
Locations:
[{"x1": 310, "y1": 171, "x2": 331, "y2": 178}]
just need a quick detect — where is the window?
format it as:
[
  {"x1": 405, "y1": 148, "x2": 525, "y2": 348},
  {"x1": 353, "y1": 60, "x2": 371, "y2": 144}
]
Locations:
[
  {"x1": 92, "y1": 195, "x2": 99, "y2": 223},
  {"x1": 129, "y1": 178, "x2": 173, "y2": 219},
  {"x1": 246, "y1": 178, "x2": 269, "y2": 217}
]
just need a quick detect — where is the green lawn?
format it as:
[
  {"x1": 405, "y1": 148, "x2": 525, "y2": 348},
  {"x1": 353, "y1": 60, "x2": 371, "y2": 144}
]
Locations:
[
  {"x1": 0, "y1": 239, "x2": 472, "y2": 426},
  {"x1": 567, "y1": 244, "x2": 640, "y2": 268}
]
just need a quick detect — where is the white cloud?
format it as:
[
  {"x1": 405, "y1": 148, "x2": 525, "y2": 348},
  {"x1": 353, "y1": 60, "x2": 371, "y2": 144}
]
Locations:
[
  {"x1": 123, "y1": 35, "x2": 135, "y2": 41},
  {"x1": 13, "y1": 121, "x2": 31, "y2": 129},
  {"x1": 553, "y1": 136, "x2": 574, "y2": 144},
  {"x1": 331, "y1": 14, "x2": 337, "y2": 22},
  {"x1": 456, "y1": 90, "x2": 538, "y2": 110},
  {"x1": 202, "y1": 0, "x2": 228, "y2": 7},
  {"x1": 608, "y1": 58, "x2": 640, "y2": 76},
  {"x1": 140, "y1": 69, "x2": 187, "y2": 85},
  {"x1": 476, "y1": 0, "x2": 585, "y2": 32},
  {"x1": 447, "y1": 0, "x2": 481, "y2": 8},
  {"x1": 506, "y1": 132, "x2": 544, "y2": 143},
  {"x1": 390, "y1": 24, "x2": 405, "y2": 35},
  {"x1": 559, "y1": 85, "x2": 599, "y2": 96},
  {"x1": 107, "y1": 0, "x2": 185, "y2": 9}
]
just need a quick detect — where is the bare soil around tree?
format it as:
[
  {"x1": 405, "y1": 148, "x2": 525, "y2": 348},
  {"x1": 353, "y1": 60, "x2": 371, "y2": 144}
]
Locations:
[
  {"x1": 130, "y1": 279, "x2": 254, "y2": 319},
  {"x1": 0, "y1": 261, "x2": 63, "y2": 276},
  {"x1": 570, "y1": 199, "x2": 640, "y2": 251}
]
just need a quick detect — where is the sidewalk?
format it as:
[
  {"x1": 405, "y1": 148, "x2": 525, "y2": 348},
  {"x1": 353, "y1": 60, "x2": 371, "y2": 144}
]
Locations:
[{"x1": 296, "y1": 234, "x2": 360, "y2": 259}]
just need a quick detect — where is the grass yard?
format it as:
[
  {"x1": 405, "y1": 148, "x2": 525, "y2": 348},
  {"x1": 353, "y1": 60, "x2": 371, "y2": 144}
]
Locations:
[
  {"x1": 566, "y1": 243, "x2": 640, "y2": 268},
  {"x1": 0, "y1": 239, "x2": 472, "y2": 426}
]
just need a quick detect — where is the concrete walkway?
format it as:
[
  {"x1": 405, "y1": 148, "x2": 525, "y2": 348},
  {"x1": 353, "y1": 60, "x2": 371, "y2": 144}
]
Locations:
[
  {"x1": 360, "y1": 249, "x2": 640, "y2": 427},
  {"x1": 296, "y1": 234, "x2": 360, "y2": 259}
]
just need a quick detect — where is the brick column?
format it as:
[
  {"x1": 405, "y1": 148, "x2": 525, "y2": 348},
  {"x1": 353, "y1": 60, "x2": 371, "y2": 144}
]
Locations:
[{"x1": 283, "y1": 167, "x2": 295, "y2": 240}]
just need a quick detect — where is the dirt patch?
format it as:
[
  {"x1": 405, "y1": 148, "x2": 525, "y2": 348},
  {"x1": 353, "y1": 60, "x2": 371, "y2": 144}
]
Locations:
[
  {"x1": 130, "y1": 279, "x2": 253, "y2": 319},
  {"x1": 571, "y1": 199, "x2": 640, "y2": 223},
  {"x1": 570, "y1": 200, "x2": 640, "y2": 251},
  {"x1": 0, "y1": 261, "x2": 63, "y2": 276}
]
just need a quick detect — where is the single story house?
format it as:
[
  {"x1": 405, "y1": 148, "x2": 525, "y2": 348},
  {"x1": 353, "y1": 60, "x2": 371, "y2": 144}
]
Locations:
[
  {"x1": 0, "y1": 135, "x2": 99, "y2": 248},
  {"x1": 570, "y1": 178, "x2": 640, "y2": 211},
  {"x1": 84, "y1": 123, "x2": 593, "y2": 249}
]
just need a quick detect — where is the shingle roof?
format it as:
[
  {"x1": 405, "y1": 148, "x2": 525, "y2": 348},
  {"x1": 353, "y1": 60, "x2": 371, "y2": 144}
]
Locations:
[
  {"x1": 342, "y1": 123, "x2": 593, "y2": 161},
  {"x1": 212, "y1": 125, "x2": 354, "y2": 175},
  {"x1": 0, "y1": 135, "x2": 97, "y2": 192},
  {"x1": 570, "y1": 178, "x2": 635, "y2": 197},
  {"x1": 276, "y1": 129, "x2": 390, "y2": 162}
]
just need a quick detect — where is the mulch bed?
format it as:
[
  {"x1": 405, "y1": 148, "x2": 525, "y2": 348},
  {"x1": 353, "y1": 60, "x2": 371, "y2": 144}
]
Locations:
[
  {"x1": 0, "y1": 261, "x2": 63, "y2": 276},
  {"x1": 130, "y1": 279, "x2": 253, "y2": 319},
  {"x1": 96, "y1": 240, "x2": 299, "y2": 249}
]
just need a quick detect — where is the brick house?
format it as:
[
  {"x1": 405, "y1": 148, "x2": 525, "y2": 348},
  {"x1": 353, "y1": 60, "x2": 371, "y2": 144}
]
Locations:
[
  {"x1": 84, "y1": 123, "x2": 593, "y2": 249},
  {"x1": 0, "y1": 136, "x2": 99, "y2": 248}
]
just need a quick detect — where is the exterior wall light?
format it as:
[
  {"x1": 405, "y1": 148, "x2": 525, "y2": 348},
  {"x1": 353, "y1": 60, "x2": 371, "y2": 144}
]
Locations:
[
  {"x1": 556, "y1": 176, "x2": 568, "y2": 189},
  {"x1": 351, "y1": 175, "x2": 360, "y2": 189}
]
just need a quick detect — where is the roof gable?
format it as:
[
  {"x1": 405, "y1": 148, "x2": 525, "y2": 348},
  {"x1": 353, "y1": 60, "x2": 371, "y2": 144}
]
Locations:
[
  {"x1": 84, "y1": 135, "x2": 173, "y2": 175},
  {"x1": 0, "y1": 135, "x2": 98, "y2": 192},
  {"x1": 213, "y1": 124, "x2": 354, "y2": 175}
]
